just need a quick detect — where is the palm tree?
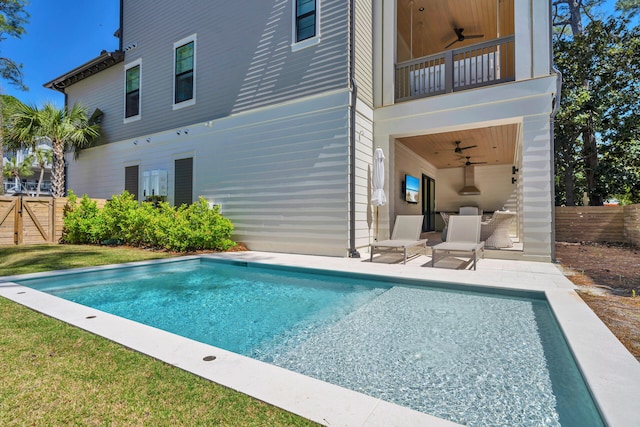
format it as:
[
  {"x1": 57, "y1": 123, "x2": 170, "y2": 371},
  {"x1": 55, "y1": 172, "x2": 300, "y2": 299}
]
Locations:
[
  {"x1": 9, "y1": 102, "x2": 100, "y2": 197},
  {"x1": 2, "y1": 154, "x2": 33, "y2": 193},
  {"x1": 33, "y1": 146, "x2": 52, "y2": 196}
]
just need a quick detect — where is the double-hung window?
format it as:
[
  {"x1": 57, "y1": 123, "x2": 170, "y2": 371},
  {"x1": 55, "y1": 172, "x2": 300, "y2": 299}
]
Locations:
[
  {"x1": 295, "y1": 0, "x2": 316, "y2": 42},
  {"x1": 124, "y1": 59, "x2": 141, "y2": 122},
  {"x1": 293, "y1": 0, "x2": 319, "y2": 49},
  {"x1": 173, "y1": 34, "x2": 196, "y2": 109}
]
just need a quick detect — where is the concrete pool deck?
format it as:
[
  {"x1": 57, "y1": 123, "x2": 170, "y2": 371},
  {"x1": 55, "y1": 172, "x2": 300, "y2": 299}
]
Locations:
[{"x1": 1, "y1": 250, "x2": 639, "y2": 426}]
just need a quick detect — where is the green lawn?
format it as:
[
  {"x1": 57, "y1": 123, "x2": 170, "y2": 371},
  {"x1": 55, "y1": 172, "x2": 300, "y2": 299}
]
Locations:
[{"x1": 0, "y1": 244, "x2": 318, "y2": 426}]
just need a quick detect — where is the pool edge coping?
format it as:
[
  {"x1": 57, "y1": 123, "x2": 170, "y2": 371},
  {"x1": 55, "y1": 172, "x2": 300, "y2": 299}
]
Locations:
[{"x1": 2, "y1": 250, "x2": 639, "y2": 426}]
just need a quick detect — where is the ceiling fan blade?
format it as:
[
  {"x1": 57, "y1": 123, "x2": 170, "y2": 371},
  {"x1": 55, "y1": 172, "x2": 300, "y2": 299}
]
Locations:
[
  {"x1": 463, "y1": 156, "x2": 487, "y2": 166},
  {"x1": 465, "y1": 34, "x2": 484, "y2": 39},
  {"x1": 444, "y1": 38, "x2": 459, "y2": 49},
  {"x1": 454, "y1": 142, "x2": 478, "y2": 153}
]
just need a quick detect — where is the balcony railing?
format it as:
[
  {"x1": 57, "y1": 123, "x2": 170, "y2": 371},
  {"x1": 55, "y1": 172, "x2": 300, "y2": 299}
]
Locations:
[{"x1": 395, "y1": 36, "x2": 515, "y2": 102}]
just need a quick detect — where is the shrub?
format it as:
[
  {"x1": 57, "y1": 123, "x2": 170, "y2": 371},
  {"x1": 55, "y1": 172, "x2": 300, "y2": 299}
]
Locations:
[
  {"x1": 62, "y1": 192, "x2": 236, "y2": 252},
  {"x1": 62, "y1": 191, "x2": 105, "y2": 244}
]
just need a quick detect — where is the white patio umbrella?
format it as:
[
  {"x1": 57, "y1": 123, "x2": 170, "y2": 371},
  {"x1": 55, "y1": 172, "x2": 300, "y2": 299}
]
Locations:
[{"x1": 371, "y1": 148, "x2": 386, "y2": 239}]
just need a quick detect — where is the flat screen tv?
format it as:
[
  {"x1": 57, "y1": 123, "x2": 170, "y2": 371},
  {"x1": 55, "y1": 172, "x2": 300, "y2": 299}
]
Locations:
[{"x1": 405, "y1": 174, "x2": 419, "y2": 203}]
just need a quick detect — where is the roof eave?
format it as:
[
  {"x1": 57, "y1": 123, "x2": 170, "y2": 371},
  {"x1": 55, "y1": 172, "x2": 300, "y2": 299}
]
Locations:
[{"x1": 44, "y1": 50, "x2": 125, "y2": 93}]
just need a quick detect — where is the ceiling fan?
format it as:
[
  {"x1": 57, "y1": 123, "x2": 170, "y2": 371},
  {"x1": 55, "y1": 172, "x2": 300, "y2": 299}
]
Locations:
[
  {"x1": 463, "y1": 156, "x2": 487, "y2": 166},
  {"x1": 454, "y1": 141, "x2": 478, "y2": 153},
  {"x1": 445, "y1": 27, "x2": 484, "y2": 49}
]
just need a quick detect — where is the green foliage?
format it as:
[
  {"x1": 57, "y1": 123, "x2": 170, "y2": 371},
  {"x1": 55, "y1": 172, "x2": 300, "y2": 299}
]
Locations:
[
  {"x1": 0, "y1": 0, "x2": 29, "y2": 90},
  {"x1": 62, "y1": 191, "x2": 104, "y2": 244},
  {"x1": 6, "y1": 101, "x2": 101, "y2": 197},
  {"x1": 554, "y1": 16, "x2": 640, "y2": 205},
  {"x1": 62, "y1": 191, "x2": 236, "y2": 252}
]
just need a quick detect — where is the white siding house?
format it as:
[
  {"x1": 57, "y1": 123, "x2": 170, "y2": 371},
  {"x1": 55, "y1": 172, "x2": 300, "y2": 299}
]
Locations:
[{"x1": 45, "y1": 0, "x2": 559, "y2": 261}]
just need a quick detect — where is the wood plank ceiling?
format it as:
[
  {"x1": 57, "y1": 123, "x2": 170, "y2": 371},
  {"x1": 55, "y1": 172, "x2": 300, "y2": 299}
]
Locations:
[
  {"x1": 397, "y1": 0, "x2": 514, "y2": 61},
  {"x1": 397, "y1": 124, "x2": 519, "y2": 169}
]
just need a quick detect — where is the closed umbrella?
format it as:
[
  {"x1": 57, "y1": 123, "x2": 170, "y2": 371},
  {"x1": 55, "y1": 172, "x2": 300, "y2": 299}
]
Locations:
[{"x1": 372, "y1": 148, "x2": 386, "y2": 239}]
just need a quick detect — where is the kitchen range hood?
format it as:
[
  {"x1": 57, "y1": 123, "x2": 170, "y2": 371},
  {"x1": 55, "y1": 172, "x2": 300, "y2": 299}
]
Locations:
[{"x1": 458, "y1": 166, "x2": 481, "y2": 195}]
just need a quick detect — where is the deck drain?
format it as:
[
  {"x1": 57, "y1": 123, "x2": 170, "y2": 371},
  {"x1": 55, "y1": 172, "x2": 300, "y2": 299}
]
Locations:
[
  {"x1": 17, "y1": 291, "x2": 26, "y2": 294},
  {"x1": 202, "y1": 355, "x2": 217, "y2": 361},
  {"x1": 86, "y1": 315, "x2": 97, "y2": 319}
]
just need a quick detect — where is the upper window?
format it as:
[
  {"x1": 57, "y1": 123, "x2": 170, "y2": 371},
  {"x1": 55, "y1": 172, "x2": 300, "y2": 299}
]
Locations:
[
  {"x1": 293, "y1": 0, "x2": 319, "y2": 49},
  {"x1": 173, "y1": 34, "x2": 196, "y2": 109},
  {"x1": 124, "y1": 59, "x2": 141, "y2": 122}
]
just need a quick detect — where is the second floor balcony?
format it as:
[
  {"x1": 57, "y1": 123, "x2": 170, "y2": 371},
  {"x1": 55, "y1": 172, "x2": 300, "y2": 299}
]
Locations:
[
  {"x1": 394, "y1": 0, "x2": 516, "y2": 102},
  {"x1": 395, "y1": 36, "x2": 515, "y2": 102}
]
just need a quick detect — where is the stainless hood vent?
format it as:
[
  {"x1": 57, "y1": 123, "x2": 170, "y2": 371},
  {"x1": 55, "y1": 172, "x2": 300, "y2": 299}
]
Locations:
[{"x1": 458, "y1": 166, "x2": 481, "y2": 195}]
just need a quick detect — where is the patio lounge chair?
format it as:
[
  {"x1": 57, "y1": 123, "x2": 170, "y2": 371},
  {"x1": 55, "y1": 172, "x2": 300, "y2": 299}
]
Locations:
[
  {"x1": 431, "y1": 215, "x2": 485, "y2": 270},
  {"x1": 370, "y1": 215, "x2": 428, "y2": 264}
]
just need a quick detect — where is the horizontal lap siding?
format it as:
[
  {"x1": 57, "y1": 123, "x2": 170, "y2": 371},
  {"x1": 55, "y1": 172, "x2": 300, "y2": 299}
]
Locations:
[
  {"x1": 75, "y1": 0, "x2": 349, "y2": 143},
  {"x1": 354, "y1": 0, "x2": 373, "y2": 108},
  {"x1": 66, "y1": 91, "x2": 352, "y2": 257},
  {"x1": 65, "y1": 67, "x2": 121, "y2": 147},
  {"x1": 198, "y1": 105, "x2": 351, "y2": 256}
]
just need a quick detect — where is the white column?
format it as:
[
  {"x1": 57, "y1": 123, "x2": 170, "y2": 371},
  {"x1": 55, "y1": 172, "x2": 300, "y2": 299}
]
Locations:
[
  {"x1": 514, "y1": 0, "x2": 533, "y2": 81},
  {"x1": 521, "y1": 113, "x2": 554, "y2": 260}
]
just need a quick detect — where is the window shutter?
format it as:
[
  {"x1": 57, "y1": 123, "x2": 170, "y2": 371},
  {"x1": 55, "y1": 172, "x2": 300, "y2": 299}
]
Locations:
[
  {"x1": 124, "y1": 165, "x2": 139, "y2": 200},
  {"x1": 174, "y1": 157, "x2": 193, "y2": 206}
]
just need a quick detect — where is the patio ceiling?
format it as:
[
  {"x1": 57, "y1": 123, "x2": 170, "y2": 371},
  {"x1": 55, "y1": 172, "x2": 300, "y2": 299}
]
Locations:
[
  {"x1": 397, "y1": 0, "x2": 514, "y2": 59},
  {"x1": 396, "y1": 123, "x2": 518, "y2": 169}
]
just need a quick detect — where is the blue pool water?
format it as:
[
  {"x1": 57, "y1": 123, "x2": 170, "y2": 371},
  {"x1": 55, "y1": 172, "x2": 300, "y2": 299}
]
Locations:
[{"x1": 16, "y1": 258, "x2": 603, "y2": 427}]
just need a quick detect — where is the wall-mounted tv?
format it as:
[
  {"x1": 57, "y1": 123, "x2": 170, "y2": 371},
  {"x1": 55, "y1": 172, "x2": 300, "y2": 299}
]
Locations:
[{"x1": 405, "y1": 174, "x2": 419, "y2": 203}]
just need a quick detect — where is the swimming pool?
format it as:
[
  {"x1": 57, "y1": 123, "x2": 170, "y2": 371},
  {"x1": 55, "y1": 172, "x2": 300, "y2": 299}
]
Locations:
[{"x1": 12, "y1": 257, "x2": 603, "y2": 426}]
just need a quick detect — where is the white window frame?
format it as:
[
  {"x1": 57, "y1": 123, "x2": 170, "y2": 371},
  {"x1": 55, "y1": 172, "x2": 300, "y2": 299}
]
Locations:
[
  {"x1": 291, "y1": 0, "x2": 320, "y2": 52},
  {"x1": 123, "y1": 58, "x2": 142, "y2": 123},
  {"x1": 173, "y1": 34, "x2": 197, "y2": 110}
]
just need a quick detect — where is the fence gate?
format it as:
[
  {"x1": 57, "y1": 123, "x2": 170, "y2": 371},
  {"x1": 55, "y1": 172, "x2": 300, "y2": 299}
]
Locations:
[{"x1": 0, "y1": 196, "x2": 56, "y2": 245}]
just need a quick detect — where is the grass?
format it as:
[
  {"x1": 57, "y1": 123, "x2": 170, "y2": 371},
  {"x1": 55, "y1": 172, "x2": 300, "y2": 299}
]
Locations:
[
  {"x1": 0, "y1": 244, "x2": 318, "y2": 427},
  {"x1": 0, "y1": 244, "x2": 172, "y2": 276}
]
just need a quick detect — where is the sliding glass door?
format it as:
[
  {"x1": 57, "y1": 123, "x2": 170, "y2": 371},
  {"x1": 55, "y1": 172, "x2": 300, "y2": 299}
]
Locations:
[{"x1": 422, "y1": 174, "x2": 435, "y2": 232}]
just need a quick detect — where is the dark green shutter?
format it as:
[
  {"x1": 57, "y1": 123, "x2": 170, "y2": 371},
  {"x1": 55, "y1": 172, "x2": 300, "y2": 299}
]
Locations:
[
  {"x1": 124, "y1": 165, "x2": 139, "y2": 200},
  {"x1": 174, "y1": 157, "x2": 193, "y2": 206}
]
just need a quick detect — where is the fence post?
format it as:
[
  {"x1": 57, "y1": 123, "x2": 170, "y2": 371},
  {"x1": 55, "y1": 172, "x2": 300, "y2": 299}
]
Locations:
[{"x1": 15, "y1": 195, "x2": 23, "y2": 245}]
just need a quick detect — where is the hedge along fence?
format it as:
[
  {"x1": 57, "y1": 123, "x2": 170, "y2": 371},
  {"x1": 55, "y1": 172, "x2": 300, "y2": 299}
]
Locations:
[
  {"x1": 555, "y1": 204, "x2": 640, "y2": 246},
  {"x1": 0, "y1": 196, "x2": 107, "y2": 245}
]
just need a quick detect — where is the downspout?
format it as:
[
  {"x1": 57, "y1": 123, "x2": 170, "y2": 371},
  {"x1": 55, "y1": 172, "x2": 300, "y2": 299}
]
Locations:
[
  {"x1": 549, "y1": 1, "x2": 563, "y2": 261},
  {"x1": 119, "y1": 0, "x2": 124, "y2": 52},
  {"x1": 348, "y1": 0, "x2": 360, "y2": 258}
]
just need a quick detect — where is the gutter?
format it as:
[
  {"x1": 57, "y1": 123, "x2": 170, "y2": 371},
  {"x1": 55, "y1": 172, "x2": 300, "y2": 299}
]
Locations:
[
  {"x1": 43, "y1": 50, "x2": 124, "y2": 93},
  {"x1": 348, "y1": 0, "x2": 360, "y2": 258}
]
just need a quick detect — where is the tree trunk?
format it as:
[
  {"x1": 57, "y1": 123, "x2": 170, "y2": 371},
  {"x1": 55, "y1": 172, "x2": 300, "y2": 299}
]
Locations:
[
  {"x1": 36, "y1": 165, "x2": 44, "y2": 197},
  {"x1": 564, "y1": 161, "x2": 576, "y2": 205},
  {"x1": 567, "y1": 1, "x2": 584, "y2": 35},
  {"x1": 51, "y1": 140, "x2": 66, "y2": 198},
  {"x1": 583, "y1": 112, "x2": 602, "y2": 206}
]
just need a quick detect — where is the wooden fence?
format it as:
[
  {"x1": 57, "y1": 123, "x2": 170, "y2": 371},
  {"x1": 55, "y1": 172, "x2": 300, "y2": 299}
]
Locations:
[
  {"x1": 555, "y1": 204, "x2": 640, "y2": 246},
  {"x1": 0, "y1": 196, "x2": 69, "y2": 245},
  {"x1": 3, "y1": 196, "x2": 639, "y2": 247}
]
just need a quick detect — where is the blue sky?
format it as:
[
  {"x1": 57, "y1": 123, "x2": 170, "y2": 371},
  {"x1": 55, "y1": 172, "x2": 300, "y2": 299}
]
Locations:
[
  {"x1": 0, "y1": 0, "x2": 627, "y2": 108},
  {"x1": 1, "y1": 0, "x2": 120, "y2": 106}
]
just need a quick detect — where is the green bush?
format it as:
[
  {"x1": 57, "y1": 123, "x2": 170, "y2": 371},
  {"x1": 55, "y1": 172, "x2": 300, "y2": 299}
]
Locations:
[
  {"x1": 62, "y1": 191, "x2": 236, "y2": 252},
  {"x1": 62, "y1": 191, "x2": 105, "y2": 244}
]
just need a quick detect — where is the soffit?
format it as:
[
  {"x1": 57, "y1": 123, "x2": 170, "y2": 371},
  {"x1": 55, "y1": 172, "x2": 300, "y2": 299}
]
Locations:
[
  {"x1": 397, "y1": 124, "x2": 518, "y2": 169},
  {"x1": 397, "y1": 0, "x2": 515, "y2": 59}
]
